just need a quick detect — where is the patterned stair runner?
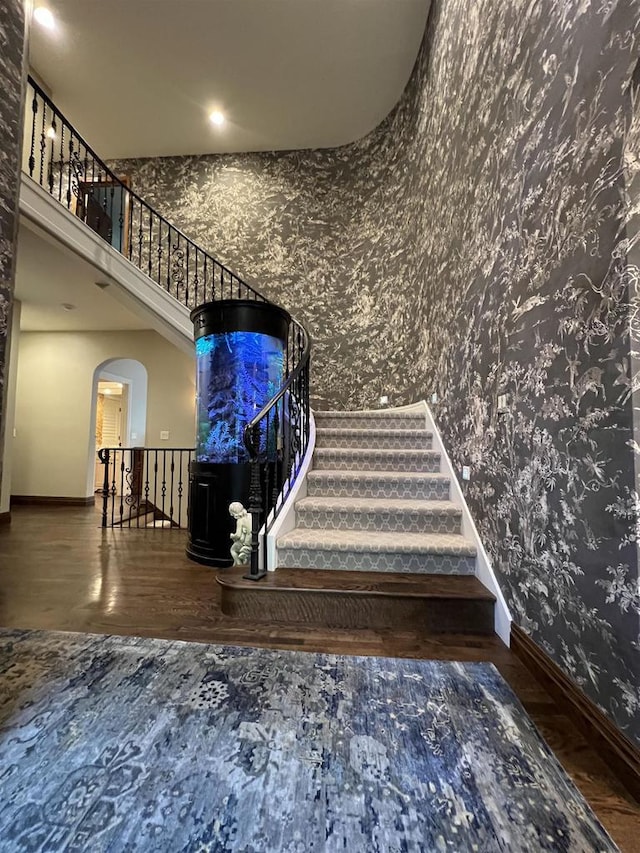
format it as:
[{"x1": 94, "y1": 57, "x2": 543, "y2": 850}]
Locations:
[{"x1": 276, "y1": 409, "x2": 478, "y2": 574}]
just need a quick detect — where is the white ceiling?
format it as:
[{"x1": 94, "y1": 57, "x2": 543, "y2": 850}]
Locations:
[
  {"x1": 15, "y1": 225, "x2": 152, "y2": 332},
  {"x1": 29, "y1": 0, "x2": 431, "y2": 158}
]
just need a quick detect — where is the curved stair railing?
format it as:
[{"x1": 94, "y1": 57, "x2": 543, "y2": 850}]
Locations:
[
  {"x1": 243, "y1": 322, "x2": 311, "y2": 579},
  {"x1": 25, "y1": 76, "x2": 311, "y2": 577}
]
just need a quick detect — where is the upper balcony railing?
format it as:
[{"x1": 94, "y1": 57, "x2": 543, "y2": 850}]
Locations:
[
  {"x1": 24, "y1": 77, "x2": 266, "y2": 306},
  {"x1": 25, "y1": 76, "x2": 311, "y2": 578}
]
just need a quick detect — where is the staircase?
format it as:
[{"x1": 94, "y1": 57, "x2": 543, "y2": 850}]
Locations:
[
  {"x1": 219, "y1": 408, "x2": 496, "y2": 634},
  {"x1": 22, "y1": 79, "x2": 499, "y2": 638}
]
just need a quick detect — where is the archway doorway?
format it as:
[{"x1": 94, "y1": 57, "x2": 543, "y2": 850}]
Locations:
[{"x1": 88, "y1": 358, "x2": 148, "y2": 496}]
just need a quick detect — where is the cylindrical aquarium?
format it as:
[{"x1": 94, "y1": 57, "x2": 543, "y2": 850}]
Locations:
[{"x1": 186, "y1": 299, "x2": 290, "y2": 566}]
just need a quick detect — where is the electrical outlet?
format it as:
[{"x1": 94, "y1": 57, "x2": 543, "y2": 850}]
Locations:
[
  {"x1": 379, "y1": 395, "x2": 389, "y2": 406},
  {"x1": 462, "y1": 465, "x2": 471, "y2": 481},
  {"x1": 431, "y1": 392, "x2": 438, "y2": 405},
  {"x1": 160, "y1": 430, "x2": 170, "y2": 441},
  {"x1": 497, "y1": 394, "x2": 508, "y2": 412}
]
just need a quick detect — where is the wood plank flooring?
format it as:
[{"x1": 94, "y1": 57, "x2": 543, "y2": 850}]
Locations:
[{"x1": 0, "y1": 505, "x2": 638, "y2": 849}]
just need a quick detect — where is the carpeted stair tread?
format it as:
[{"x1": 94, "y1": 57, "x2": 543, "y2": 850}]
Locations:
[
  {"x1": 315, "y1": 427, "x2": 432, "y2": 450},
  {"x1": 316, "y1": 428, "x2": 430, "y2": 438},
  {"x1": 296, "y1": 496, "x2": 461, "y2": 514},
  {"x1": 313, "y1": 411, "x2": 427, "y2": 430},
  {"x1": 306, "y1": 469, "x2": 451, "y2": 500},
  {"x1": 314, "y1": 447, "x2": 440, "y2": 472},
  {"x1": 315, "y1": 409, "x2": 425, "y2": 420},
  {"x1": 277, "y1": 529, "x2": 476, "y2": 556},
  {"x1": 307, "y1": 469, "x2": 450, "y2": 483},
  {"x1": 218, "y1": 567, "x2": 494, "y2": 599}
]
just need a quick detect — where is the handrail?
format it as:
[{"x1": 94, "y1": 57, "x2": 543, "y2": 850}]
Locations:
[{"x1": 25, "y1": 75, "x2": 312, "y2": 574}]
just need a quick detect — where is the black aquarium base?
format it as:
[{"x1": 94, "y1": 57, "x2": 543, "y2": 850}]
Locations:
[{"x1": 186, "y1": 461, "x2": 251, "y2": 567}]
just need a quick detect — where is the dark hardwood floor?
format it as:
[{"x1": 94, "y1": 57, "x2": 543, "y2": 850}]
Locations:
[{"x1": 1, "y1": 505, "x2": 638, "y2": 849}]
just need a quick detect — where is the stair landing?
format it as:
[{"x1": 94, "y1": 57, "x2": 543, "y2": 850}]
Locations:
[{"x1": 217, "y1": 568, "x2": 495, "y2": 634}]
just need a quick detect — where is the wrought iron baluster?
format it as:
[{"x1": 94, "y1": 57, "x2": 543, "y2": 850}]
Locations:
[
  {"x1": 57, "y1": 121, "x2": 65, "y2": 202},
  {"x1": 28, "y1": 90, "x2": 37, "y2": 177},
  {"x1": 108, "y1": 183, "x2": 115, "y2": 244},
  {"x1": 166, "y1": 227, "x2": 172, "y2": 291},
  {"x1": 118, "y1": 451, "x2": 125, "y2": 524},
  {"x1": 148, "y1": 208, "x2": 153, "y2": 277},
  {"x1": 137, "y1": 205, "x2": 144, "y2": 268},
  {"x1": 47, "y1": 117, "x2": 56, "y2": 193},
  {"x1": 193, "y1": 247, "x2": 199, "y2": 307},
  {"x1": 178, "y1": 451, "x2": 184, "y2": 526},
  {"x1": 245, "y1": 425, "x2": 266, "y2": 581},
  {"x1": 154, "y1": 450, "x2": 159, "y2": 522},
  {"x1": 144, "y1": 451, "x2": 150, "y2": 513},
  {"x1": 99, "y1": 448, "x2": 110, "y2": 528},
  {"x1": 127, "y1": 197, "x2": 134, "y2": 260},
  {"x1": 161, "y1": 449, "x2": 167, "y2": 524},
  {"x1": 169, "y1": 450, "x2": 175, "y2": 526},
  {"x1": 272, "y1": 405, "x2": 281, "y2": 512},
  {"x1": 156, "y1": 220, "x2": 163, "y2": 285},
  {"x1": 185, "y1": 242, "x2": 190, "y2": 306},
  {"x1": 39, "y1": 100, "x2": 47, "y2": 186}
]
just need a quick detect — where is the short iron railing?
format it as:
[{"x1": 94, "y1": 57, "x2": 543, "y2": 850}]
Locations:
[
  {"x1": 97, "y1": 447, "x2": 194, "y2": 529},
  {"x1": 25, "y1": 76, "x2": 312, "y2": 574}
]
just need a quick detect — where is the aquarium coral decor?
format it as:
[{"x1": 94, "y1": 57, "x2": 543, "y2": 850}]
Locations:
[{"x1": 186, "y1": 300, "x2": 290, "y2": 566}]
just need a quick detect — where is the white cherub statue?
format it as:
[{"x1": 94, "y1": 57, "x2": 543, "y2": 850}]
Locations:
[{"x1": 229, "y1": 501, "x2": 252, "y2": 566}]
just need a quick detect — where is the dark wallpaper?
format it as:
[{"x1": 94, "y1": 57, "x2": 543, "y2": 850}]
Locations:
[
  {"x1": 111, "y1": 0, "x2": 640, "y2": 744},
  {"x1": 0, "y1": 0, "x2": 26, "y2": 493}
]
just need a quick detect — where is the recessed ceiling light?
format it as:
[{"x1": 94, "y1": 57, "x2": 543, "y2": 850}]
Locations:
[
  {"x1": 209, "y1": 110, "x2": 225, "y2": 127},
  {"x1": 61, "y1": 303, "x2": 75, "y2": 311},
  {"x1": 34, "y1": 6, "x2": 56, "y2": 30}
]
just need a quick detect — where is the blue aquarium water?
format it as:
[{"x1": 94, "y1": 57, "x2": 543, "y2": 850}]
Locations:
[{"x1": 195, "y1": 331, "x2": 284, "y2": 463}]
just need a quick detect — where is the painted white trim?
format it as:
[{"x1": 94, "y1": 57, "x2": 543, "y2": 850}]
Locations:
[
  {"x1": 419, "y1": 400, "x2": 512, "y2": 645},
  {"x1": 265, "y1": 412, "x2": 317, "y2": 571},
  {"x1": 19, "y1": 177, "x2": 193, "y2": 355}
]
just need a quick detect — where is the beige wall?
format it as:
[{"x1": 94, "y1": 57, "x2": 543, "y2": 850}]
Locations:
[
  {"x1": 1, "y1": 301, "x2": 22, "y2": 513},
  {"x1": 12, "y1": 329, "x2": 195, "y2": 498}
]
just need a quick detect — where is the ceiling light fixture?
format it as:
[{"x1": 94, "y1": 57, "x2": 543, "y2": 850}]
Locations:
[
  {"x1": 61, "y1": 303, "x2": 76, "y2": 311},
  {"x1": 209, "y1": 110, "x2": 225, "y2": 127},
  {"x1": 34, "y1": 6, "x2": 56, "y2": 30}
]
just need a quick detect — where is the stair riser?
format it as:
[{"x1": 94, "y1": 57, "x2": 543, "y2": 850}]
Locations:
[
  {"x1": 307, "y1": 477, "x2": 450, "y2": 501},
  {"x1": 315, "y1": 432, "x2": 432, "y2": 450},
  {"x1": 277, "y1": 549, "x2": 476, "y2": 574},
  {"x1": 220, "y1": 588, "x2": 494, "y2": 634},
  {"x1": 297, "y1": 508, "x2": 461, "y2": 535},
  {"x1": 314, "y1": 451, "x2": 440, "y2": 473},
  {"x1": 314, "y1": 414, "x2": 426, "y2": 430}
]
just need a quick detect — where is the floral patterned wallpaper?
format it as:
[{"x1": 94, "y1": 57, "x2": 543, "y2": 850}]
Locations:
[
  {"x1": 112, "y1": 0, "x2": 640, "y2": 745},
  {"x1": 0, "y1": 0, "x2": 26, "y2": 497}
]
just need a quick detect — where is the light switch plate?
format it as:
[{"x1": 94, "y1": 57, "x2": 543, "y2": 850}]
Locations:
[{"x1": 160, "y1": 430, "x2": 170, "y2": 440}]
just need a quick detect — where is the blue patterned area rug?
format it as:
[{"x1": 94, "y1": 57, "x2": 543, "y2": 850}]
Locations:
[{"x1": 0, "y1": 630, "x2": 617, "y2": 852}]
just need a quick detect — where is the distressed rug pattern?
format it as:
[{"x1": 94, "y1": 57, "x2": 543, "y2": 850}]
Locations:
[{"x1": 0, "y1": 629, "x2": 617, "y2": 852}]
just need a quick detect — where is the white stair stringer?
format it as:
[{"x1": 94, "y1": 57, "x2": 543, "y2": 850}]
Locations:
[
  {"x1": 422, "y1": 401, "x2": 512, "y2": 644},
  {"x1": 274, "y1": 401, "x2": 511, "y2": 644}
]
